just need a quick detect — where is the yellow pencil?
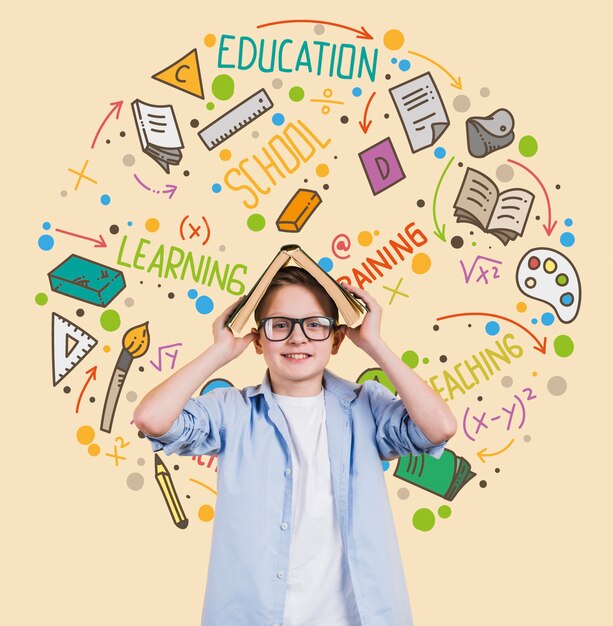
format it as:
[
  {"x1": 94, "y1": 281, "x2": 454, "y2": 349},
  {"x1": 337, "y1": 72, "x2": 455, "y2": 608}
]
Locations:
[{"x1": 154, "y1": 453, "x2": 189, "y2": 529}]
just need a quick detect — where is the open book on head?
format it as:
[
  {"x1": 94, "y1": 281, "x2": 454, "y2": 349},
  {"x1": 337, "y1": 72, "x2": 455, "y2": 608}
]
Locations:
[{"x1": 226, "y1": 244, "x2": 368, "y2": 333}]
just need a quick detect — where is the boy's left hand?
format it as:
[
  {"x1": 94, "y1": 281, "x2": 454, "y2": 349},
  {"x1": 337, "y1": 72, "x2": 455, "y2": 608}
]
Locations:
[{"x1": 338, "y1": 284, "x2": 384, "y2": 355}]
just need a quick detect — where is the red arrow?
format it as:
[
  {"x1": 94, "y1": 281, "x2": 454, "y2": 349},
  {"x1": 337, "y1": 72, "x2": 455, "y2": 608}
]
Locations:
[
  {"x1": 55, "y1": 228, "x2": 107, "y2": 248},
  {"x1": 76, "y1": 366, "x2": 97, "y2": 414},
  {"x1": 257, "y1": 19, "x2": 373, "y2": 40},
  {"x1": 507, "y1": 159, "x2": 556, "y2": 236},
  {"x1": 436, "y1": 312, "x2": 547, "y2": 354},
  {"x1": 359, "y1": 91, "x2": 376, "y2": 133},
  {"x1": 91, "y1": 101, "x2": 123, "y2": 149}
]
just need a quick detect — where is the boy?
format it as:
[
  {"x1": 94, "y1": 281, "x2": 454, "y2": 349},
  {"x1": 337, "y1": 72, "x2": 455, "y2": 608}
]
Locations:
[{"x1": 134, "y1": 267, "x2": 457, "y2": 626}]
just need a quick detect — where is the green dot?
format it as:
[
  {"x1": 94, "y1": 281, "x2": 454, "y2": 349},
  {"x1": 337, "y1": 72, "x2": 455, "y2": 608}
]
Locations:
[
  {"x1": 247, "y1": 214, "x2": 266, "y2": 232},
  {"x1": 211, "y1": 74, "x2": 235, "y2": 101},
  {"x1": 35, "y1": 292, "x2": 48, "y2": 306},
  {"x1": 438, "y1": 505, "x2": 452, "y2": 519},
  {"x1": 556, "y1": 274, "x2": 568, "y2": 286},
  {"x1": 471, "y1": 241, "x2": 477, "y2": 246},
  {"x1": 401, "y1": 350, "x2": 419, "y2": 369},
  {"x1": 206, "y1": 102, "x2": 215, "y2": 111},
  {"x1": 519, "y1": 135, "x2": 538, "y2": 157},
  {"x1": 553, "y1": 334, "x2": 574, "y2": 357},
  {"x1": 422, "y1": 357, "x2": 429, "y2": 365},
  {"x1": 412, "y1": 508, "x2": 436, "y2": 532},
  {"x1": 100, "y1": 309, "x2": 121, "y2": 331},
  {"x1": 289, "y1": 86, "x2": 305, "y2": 102}
]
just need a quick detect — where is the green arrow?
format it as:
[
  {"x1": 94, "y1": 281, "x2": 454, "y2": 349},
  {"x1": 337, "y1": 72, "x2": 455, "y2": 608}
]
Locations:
[{"x1": 433, "y1": 155, "x2": 455, "y2": 242}]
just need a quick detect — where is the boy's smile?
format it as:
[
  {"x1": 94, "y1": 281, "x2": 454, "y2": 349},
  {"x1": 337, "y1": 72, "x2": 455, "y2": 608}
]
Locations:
[{"x1": 252, "y1": 284, "x2": 344, "y2": 396}]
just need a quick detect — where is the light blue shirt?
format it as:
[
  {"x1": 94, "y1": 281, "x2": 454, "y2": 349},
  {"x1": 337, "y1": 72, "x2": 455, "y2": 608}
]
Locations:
[{"x1": 146, "y1": 369, "x2": 447, "y2": 626}]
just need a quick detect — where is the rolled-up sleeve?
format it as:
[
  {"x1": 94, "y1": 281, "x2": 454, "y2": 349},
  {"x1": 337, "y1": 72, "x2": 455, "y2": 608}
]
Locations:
[
  {"x1": 364, "y1": 380, "x2": 448, "y2": 460},
  {"x1": 145, "y1": 388, "x2": 238, "y2": 456}
]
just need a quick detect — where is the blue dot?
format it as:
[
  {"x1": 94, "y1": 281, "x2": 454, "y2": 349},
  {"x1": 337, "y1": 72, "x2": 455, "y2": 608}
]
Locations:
[
  {"x1": 561, "y1": 293, "x2": 574, "y2": 306},
  {"x1": 352, "y1": 87, "x2": 362, "y2": 97},
  {"x1": 187, "y1": 289, "x2": 198, "y2": 300},
  {"x1": 100, "y1": 194, "x2": 111, "y2": 206},
  {"x1": 531, "y1": 318, "x2": 538, "y2": 325},
  {"x1": 485, "y1": 321, "x2": 500, "y2": 336},
  {"x1": 398, "y1": 59, "x2": 411, "y2": 71},
  {"x1": 391, "y1": 57, "x2": 398, "y2": 64},
  {"x1": 212, "y1": 183, "x2": 222, "y2": 193},
  {"x1": 200, "y1": 379, "x2": 233, "y2": 395},
  {"x1": 560, "y1": 232, "x2": 575, "y2": 247},
  {"x1": 38, "y1": 234, "x2": 54, "y2": 251},
  {"x1": 434, "y1": 147, "x2": 446, "y2": 159},
  {"x1": 541, "y1": 312, "x2": 555, "y2": 326},
  {"x1": 318, "y1": 256, "x2": 334, "y2": 272},
  {"x1": 564, "y1": 218, "x2": 573, "y2": 227},
  {"x1": 195, "y1": 295, "x2": 214, "y2": 315},
  {"x1": 42, "y1": 222, "x2": 51, "y2": 230},
  {"x1": 127, "y1": 221, "x2": 133, "y2": 226},
  {"x1": 272, "y1": 113, "x2": 285, "y2": 126},
  {"x1": 381, "y1": 461, "x2": 390, "y2": 472}
]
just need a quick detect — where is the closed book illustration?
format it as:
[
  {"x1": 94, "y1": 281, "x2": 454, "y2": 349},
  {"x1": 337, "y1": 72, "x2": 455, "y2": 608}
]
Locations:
[
  {"x1": 276, "y1": 189, "x2": 322, "y2": 232},
  {"x1": 48, "y1": 254, "x2": 126, "y2": 306},
  {"x1": 393, "y1": 448, "x2": 475, "y2": 501},
  {"x1": 226, "y1": 244, "x2": 367, "y2": 333}
]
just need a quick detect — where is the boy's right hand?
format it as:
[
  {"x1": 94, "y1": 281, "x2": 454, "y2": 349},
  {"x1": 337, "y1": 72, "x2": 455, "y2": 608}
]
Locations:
[{"x1": 211, "y1": 296, "x2": 257, "y2": 361}]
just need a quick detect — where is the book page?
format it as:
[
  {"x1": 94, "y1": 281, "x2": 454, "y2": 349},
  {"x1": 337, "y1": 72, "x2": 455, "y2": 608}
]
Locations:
[
  {"x1": 490, "y1": 188, "x2": 535, "y2": 236},
  {"x1": 453, "y1": 167, "x2": 499, "y2": 231},
  {"x1": 131, "y1": 100, "x2": 184, "y2": 149}
]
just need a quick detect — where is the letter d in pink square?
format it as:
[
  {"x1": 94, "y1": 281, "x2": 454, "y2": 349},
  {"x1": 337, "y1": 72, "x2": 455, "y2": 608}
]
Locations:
[{"x1": 358, "y1": 137, "x2": 406, "y2": 195}]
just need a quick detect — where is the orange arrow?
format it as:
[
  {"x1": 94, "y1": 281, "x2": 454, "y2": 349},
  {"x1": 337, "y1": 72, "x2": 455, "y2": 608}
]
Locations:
[
  {"x1": 406, "y1": 50, "x2": 462, "y2": 89},
  {"x1": 436, "y1": 312, "x2": 547, "y2": 354},
  {"x1": 91, "y1": 101, "x2": 123, "y2": 149},
  {"x1": 359, "y1": 91, "x2": 376, "y2": 133},
  {"x1": 76, "y1": 366, "x2": 97, "y2": 414},
  {"x1": 257, "y1": 19, "x2": 373, "y2": 40},
  {"x1": 477, "y1": 438, "x2": 514, "y2": 463}
]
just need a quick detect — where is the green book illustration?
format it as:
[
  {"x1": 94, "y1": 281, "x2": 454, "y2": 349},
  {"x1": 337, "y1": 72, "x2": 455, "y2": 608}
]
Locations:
[
  {"x1": 48, "y1": 254, "x2": 126, "y2": 307},
  {"x1": 394, "y1": 448, "x2": 475, "y2": 501}
]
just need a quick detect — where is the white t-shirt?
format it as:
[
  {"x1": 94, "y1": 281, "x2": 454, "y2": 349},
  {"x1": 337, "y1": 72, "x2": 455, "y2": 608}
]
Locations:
[{"x1": 272, "y1": 389, "x2": 361, "y2": 626}]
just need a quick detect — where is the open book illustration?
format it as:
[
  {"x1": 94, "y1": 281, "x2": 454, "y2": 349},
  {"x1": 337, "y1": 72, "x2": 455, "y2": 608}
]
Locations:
[
  {"x1": 131, "y1": 99, "x2": 184, "y2": 173},
  {"x1": 389, "y1": 72, "x2": 450, "y2": 153},
  {"x1": 226, "y1": 244, "x2": 367, "y2": 333},
  {"x1": 453, "y1": 167, "x2": 534, "y2": 245},
  {"x1": 394, "y1": 448, "x2": 475, "y2": 501}
]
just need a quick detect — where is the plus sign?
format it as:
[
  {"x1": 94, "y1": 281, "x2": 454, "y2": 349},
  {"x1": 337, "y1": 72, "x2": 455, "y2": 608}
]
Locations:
[
  {"x1": 67, "y1": 159, "x2": 98, "y2": 190},
  {"x1": 382, "y1": 278, "x2": 409, "y2": 305}
]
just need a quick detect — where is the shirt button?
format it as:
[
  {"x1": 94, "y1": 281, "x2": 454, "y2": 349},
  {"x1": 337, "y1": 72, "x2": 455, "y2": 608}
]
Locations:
[
  {"x1": 284, "y1": 468, "x2": 291, "y2": 476},
  {"x1": 277, "y1": 570, "x2": 285, "y2": 579},
  {"x1": 280, "y1": 522, "x2": 288, "y2": 530}
]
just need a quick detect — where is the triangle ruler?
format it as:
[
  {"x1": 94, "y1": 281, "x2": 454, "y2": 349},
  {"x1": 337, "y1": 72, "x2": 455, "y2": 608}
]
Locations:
[{"x1": 52, "y1": 312, "x2": 98, "y2": 386}]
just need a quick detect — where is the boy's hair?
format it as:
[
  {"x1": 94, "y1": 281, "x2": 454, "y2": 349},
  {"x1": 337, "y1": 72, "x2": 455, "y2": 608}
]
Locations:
[{"x1": 254, "y1": 266, "x2": 339, "y2": 323}]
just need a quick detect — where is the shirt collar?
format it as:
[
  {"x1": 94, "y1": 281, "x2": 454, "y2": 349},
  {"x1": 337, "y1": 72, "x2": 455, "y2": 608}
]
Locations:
[{"x1": 246, "y1": 369, "x2": 358, "y2": 403}]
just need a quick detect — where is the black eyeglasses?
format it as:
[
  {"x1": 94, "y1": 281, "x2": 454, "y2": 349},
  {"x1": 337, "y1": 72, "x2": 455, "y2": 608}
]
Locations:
[{"x1": 258, "y1": 316, "x2": 336, "y2": 341}]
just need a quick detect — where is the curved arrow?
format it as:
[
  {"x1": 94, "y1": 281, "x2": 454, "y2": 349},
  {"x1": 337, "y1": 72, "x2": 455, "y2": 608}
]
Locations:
[
  {"x1": 91, "y1": 101, "x2": 123, "y2": 149},
  {"x1": 436, "y1": 311, "x2": 547, "y2": 354},
  {"x1": 433, "y1": 156, "x2": 455, "y2": 241},
  {"x1": 406, "y1": 51, "x2": 462, "y2": 89},
  {"x1": 76, "y1": 366, "x2": 97, "y2": 414},
  {"x1": 477, "y1": 438, "x2": 515, "y2": 463},
  {"x1": 359, "y1": 92, "x2": 376, "y2": 133},
  {"x1": 257, "y1": 19, "x2": 373, "y2": 40},
  {"x1": 507, "y1": 158, "x2": 556, "y2": 236}
]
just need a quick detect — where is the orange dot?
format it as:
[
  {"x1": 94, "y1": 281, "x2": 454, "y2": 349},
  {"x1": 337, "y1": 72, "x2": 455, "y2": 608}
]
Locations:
[
  {"x1": 204, "y1": 34, "x2": 216, "y2": 47},
  {"x1": 103, "y1": 345, "x2": 111, "y2": 352},
  {"x1": 315, "y1": 163, "x2": 329, "y2": 177},
  {"x1": 219, "y1": 149, "x2": 232, "y2": 161},
  {"x1": 145, "y1": 218, "x2": 160, "y2": 232},
  {"x1": 532, "y1": 371, "x2": 538, "y2": 377},
  {"x1": 384, "y1": 29, "x2": 405, "y2": 50},
  {"x1": 198, "y1": 504, "x2": 215, "y2": 522},
  {"x1": 88, "y1": 443, "x2": 101, "y2": 456},
  {"x1": 412, "y1": 252, "x2": 431, "y2": 274},
  {"x1": 373, "y1": 230, "x2": 380, "y2": 236},
  {"x1": 77, "y1": 425, "x2": 95, "y2": 445},
  {"x1": 516, "y1": 301, "x2": 527, "y2": 313},
  {"x1": 357, "y1": 231, "x2": 373, "y2": 246}
]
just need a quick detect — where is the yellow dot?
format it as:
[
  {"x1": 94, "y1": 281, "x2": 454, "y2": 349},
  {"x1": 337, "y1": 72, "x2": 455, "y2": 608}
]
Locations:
[
  {"x1": 88, "y1": 443, "x2": 101, "y2": 456},
  {"x1": 357, "y1": 231, "x2": 373, "y2": 246},
  {"x1": 412, "y1": 252, "x2": 432, "y2": 274},
  {"x1": 198, "y1": 504, "x2": 215, "y2": 522},
  {"x1": 219, "y1": 149, "x2": 232, "y2": 161},
  {"x1": 516, "y1": 301, "x2": 527, "y2": 313},
  {"x1": 77, "y1": 425, "x2": 95, "y2": 445},
  {"x1": 315, "y1": 163, "x2": 329, "y2": 177},
  {"x1": 373, "y1": 230, "x2": 380, "y2": 236},
  {"x1": 532, "y1": 371, "x2": 538, "y2": 377},
  {"x1": 204, "y1": 34, "x2": 216, "y2": 47},
  {"x1": 103, "y1": 345, "x2": 111, "y2": 352},
  {"x1": 544, "y1": 259, "x2": 557, "y2": 273},
  {"x1": 384, "y1": 29, "x2": 405, "y2": 50},
  {"x1": 145, "y1": 218, "x2": 160, "y2": 232}
]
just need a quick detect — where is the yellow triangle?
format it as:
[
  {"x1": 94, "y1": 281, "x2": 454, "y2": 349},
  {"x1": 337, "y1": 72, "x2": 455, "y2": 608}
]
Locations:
[{"x1": 152, "y1": 49, "x2": 204, "y2": 99}]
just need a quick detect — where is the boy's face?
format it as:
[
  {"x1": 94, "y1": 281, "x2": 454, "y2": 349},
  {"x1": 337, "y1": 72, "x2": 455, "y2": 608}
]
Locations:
[{"x1": 252, "y1": 284, "x2": 345, "y2": 396}]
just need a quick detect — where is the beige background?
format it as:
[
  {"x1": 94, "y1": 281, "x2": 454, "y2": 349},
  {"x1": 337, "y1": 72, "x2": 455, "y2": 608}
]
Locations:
[{"x1": 3, "y1": 1, "x2": 611, "y2": 624}]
